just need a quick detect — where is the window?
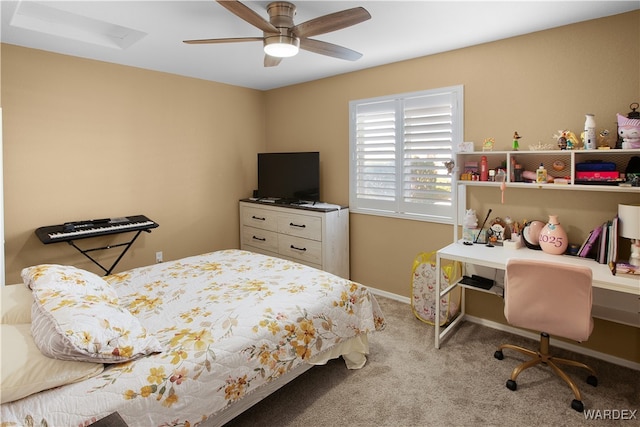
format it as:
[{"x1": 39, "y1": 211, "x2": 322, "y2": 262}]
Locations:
[{"x1": 349, "y1": 85, "x2": 463, "y2": 224}]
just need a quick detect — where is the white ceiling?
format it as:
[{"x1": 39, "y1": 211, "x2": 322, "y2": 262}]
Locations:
[{"x1": 2, "y1": 1, "x2": 639, "y2": 90}]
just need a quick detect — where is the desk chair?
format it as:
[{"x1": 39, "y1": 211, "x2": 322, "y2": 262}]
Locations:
[{"x1": 493, "y1": 259, "x2": 598, "y2": 412}]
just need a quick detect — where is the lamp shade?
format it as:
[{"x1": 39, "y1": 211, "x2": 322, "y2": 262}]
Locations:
[
  {"x1": 618, "y1": 203, "x2": 640, "y2": 239},
  {"x1": 264, "y1": 35, "x2": 299, "y2": 58}
]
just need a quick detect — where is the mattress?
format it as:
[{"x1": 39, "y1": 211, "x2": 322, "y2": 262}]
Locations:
[{"x1": 1, "y1": 249, "x2": 385, "y2": 426}]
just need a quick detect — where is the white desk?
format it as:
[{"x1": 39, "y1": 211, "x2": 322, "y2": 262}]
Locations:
[{"x1": 434, "y1": 241, "x2": 640, "y2": 349}]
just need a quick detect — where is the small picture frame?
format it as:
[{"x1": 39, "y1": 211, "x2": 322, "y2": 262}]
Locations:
[{"x1": 458, "y1": 141, "x2": 474, "y2": 152}]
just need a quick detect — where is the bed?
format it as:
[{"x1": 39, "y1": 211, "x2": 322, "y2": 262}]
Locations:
[{"x1": 1, "y1": 249, "x2": 385, "y2": 426}]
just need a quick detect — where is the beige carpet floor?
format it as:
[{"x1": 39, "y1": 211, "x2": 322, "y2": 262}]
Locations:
[{"x1": 226, "y1": 296, "x2": 639, "y2": 427}]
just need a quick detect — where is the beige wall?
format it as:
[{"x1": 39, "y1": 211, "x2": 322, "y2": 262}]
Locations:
[
  {"x1": 1, "y1": 45, "x2": 266, "y2": 280},
  {"x1": 264, "y1": 11, "x2": 640, "y2": 363},
  {"x1": 1, "y1": 11, "x2": 638, "y2": 362}
]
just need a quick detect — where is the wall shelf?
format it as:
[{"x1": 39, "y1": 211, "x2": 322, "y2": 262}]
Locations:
[{"x1": 457, "y1": 149, "x2": 639, "y2": 193}]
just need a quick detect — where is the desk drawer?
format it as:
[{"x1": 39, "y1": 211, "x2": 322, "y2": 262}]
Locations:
[
  {"x1": 242, "y1": 207, "x2": 277, "y2": 231},
  {"x1": 278, "y1": 235, "x2": 322, "y2": 264},
  {"x1": 277, "y1": 213, "x2": 322, "y2": 241},
  {"x1": 242, "y1": 226, "x2": 278, "y2": 252}
]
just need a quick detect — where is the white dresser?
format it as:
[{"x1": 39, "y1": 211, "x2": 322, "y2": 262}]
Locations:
[{"x1": 239, "y1": 200, "x2": 349, "y2": 278}]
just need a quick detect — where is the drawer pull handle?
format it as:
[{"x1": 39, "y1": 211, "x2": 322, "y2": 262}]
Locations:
[
  {"x1": 252, "y1": 216, "x2": 266, "y2": 221},
  {"x1": 290, "y1": 245, "x2": 307, "y2": 252},
  {"x1": 252, "y1": 236, "x2": 266, "y2": 241},
  {"x1": 290, "y1": 223, "x2": 306, "y2": 228}
]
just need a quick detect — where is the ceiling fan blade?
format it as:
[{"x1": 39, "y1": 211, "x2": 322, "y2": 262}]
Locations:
[
  {"x1": 292, "y1": 7, "x2": 371, "y2": 38},
  {"x1": 264, "y1": 55, "x2": 283, "y2": 67},
  {"x1": 183, "y1": 37, "x2": 263, "y2": 45},
  {"x1": 216, "y1": 0, "x2": 278, "y2": 34},
  {"x1": 300, "y1": 38, "x2": 363, "y2": 61}
]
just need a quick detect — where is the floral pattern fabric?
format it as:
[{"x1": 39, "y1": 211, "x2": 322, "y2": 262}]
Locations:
[
  {"x1": 1, "y1": 250, "x2": 385, "y2": 427},
  {"x1": 411, "y1": 251, "x2": 461, "y2": 326},
  {"x1": 22, "y1": 264, "x2": 163, "y2": 363}
]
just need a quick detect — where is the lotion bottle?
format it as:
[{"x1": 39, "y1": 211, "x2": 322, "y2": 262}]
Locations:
[
  {"x1": 536, "y1": 163, "x2": 547, "y2": 183},
  {"x1": 584, "y1": 114, "x2": 596, "y2": 149}
]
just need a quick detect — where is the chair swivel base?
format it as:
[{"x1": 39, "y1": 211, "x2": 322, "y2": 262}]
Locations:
[{"x1": 493, "y1": 332, "x2": 598, "y2": 412}]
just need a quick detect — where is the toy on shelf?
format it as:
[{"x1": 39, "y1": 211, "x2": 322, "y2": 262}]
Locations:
[
  {"x1": 617, "y1": 108, "x2": 640, "y2": 149},
  {"x1": 463, "y1": 209, "x2": 478, "y2": 228},
  {"x1": 564, "y1": 130, "x2": 581, "y2": 149},
  {"x1": 597, "y1": 129, "x2": 613, "y2": 148},
  {"x1": 482, "y1": 137, "x2": 495, "y2": 152},
  {"x1": 553, "y1": 130, "x2": 580, "y2": 150},
  {"x1": 512, "y1": 131, "x2": 521, "y2": 151}
]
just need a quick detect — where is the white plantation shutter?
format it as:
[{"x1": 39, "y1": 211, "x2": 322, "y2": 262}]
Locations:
[
  {"x1": 351, "y1": 99, "x2": 398, "y2": 212},
  {"x1": 349, "y1": 86, "x2": 463, "y2": 223}
]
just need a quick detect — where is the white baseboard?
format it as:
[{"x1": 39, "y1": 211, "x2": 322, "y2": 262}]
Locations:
[
  {"x1": 368, "y1": 288, "x2": 640, "y2": 371},
  {"x1": 370, "y1": 287, "x2": 411, "y2": 304}
]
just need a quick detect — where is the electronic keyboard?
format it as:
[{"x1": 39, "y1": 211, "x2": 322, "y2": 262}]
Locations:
[{"x1": 36, "y1": 215, "x2": 158, "y2": 244}]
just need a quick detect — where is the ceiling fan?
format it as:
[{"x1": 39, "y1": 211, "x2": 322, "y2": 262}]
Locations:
[{"x1": 183, "y1": 1, "x2": 371, "y2": 67}]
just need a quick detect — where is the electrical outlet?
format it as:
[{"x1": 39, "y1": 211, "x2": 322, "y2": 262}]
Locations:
[{"x1": 155, "y1": 251, "x2": 163, "y2": 263}]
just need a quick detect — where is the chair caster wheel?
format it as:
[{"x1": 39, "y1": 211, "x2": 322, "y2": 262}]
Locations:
[
  {"x1": 506, "y1": 379, "x2": 517, "y2": 391},
  {"x1": 571, "y1": 399, "x2": 584, "y2": 412},
  {"x1": 494, "y1": 350, "x2": 504, "y2": 360},
  {"x1": 587, "y1": 375, "x2": 598, "y2": 387}
]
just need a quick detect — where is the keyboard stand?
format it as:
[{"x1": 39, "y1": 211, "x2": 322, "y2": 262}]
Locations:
[{"x1": 66, "y1": 229, "x2": 150, "y2": 275}]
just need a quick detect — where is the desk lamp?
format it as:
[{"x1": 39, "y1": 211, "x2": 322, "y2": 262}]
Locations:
[{"x1": 618, "y1": 203, "x2": 640, "y2": 266}]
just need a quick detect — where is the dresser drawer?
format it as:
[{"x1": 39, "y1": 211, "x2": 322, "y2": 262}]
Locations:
[
  {"x1": 242, "y1": 207, "x2": 277, "y2": 231},
  {"x1": 278, "y1": 235, "x2": 322, "y2": 265},
  {"x1": 277, "y1": 213, "x2": 322, "y2": 241},
  {"x1": 242, "y1": 226, "x2": 279, "y2": 252},
  {"x1": 239, "y1": 201, "x2": 349, "y2": 278}
]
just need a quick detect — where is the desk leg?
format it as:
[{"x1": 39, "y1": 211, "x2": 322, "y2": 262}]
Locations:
[{"x1": 434, "y1": 252, "x2": 467, "y2": 348}]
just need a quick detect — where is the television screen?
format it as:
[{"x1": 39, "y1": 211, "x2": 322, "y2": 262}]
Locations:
[{"x1": 257, "y1": 152, "x2": 320, "y2": 202}]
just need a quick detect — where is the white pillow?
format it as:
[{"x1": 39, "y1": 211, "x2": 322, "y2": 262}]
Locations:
[
  {"x1": 1, "y1": 323, "x2": 104, "y2": 403},
  {"x1": 1, "y1": 284, "x2": 33, "y2": 324},
  {"x1": 22, "y1": 264, "x2": 163, "y2": 363}
]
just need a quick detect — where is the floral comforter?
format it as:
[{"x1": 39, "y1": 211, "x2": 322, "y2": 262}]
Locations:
[{"x1": 1, "y1": 250, "x2": 385, "y2": 427}]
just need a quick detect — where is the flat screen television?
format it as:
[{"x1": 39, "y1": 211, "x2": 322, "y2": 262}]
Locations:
[{"x1": 257, "y1": 152, "x2": 320, "y2": 203}]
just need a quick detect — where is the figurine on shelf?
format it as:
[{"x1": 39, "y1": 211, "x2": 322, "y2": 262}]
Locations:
[
  {"x1": 617, "y1": 113, "x2": 640, "y2": 149},
  {"x1": 598, "y1": 129, "x2": 613, "y2": 148},
  {"x1": 512, "y1": 131, "x2": 521, "y2": 151},
  {"x1": 445, "y1": 160, "x2": 455, "y2": 175},
  {"x1": 488, "y1": 217, "x2": 510, "y2": 243},
  {"x1": 553, "y1": 130, "x2": 580, "y2": 150},
  {"x1": 563, "y1": 130, "x2": 581, "y2": 149},
  {"x1": 463, "y1": 209, "x2": 478, "y2": 228},
  {"x1": 553, "y1": 129, "x2": 570, "y2": 150}
]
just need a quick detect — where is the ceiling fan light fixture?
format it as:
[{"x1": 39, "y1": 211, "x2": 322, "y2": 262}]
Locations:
[{"x1": 264, "y1": 35, "x2": 299, "y2": 57}]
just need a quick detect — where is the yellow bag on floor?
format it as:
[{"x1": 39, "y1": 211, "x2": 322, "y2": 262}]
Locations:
[{"x1": 411, "y1": 251, "x2": 462, "y2": 326}]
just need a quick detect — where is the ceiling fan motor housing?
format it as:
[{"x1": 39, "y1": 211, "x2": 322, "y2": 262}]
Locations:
[
  {"x1": 264, "y1": 1, "x2": 299, "y2": 56},
  {"x1": 267, "y1": 2, "x2": 297, "y2": 26}
]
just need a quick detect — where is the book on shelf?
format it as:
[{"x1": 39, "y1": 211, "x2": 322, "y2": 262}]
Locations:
[
  {"x1": 607, "y1": 216, "x2": 618, "y2": 272},
  {"x1": 596, "y1": 221, "x2": 609, "y2": 264},
  {"x1": 580, "y1": 216, "x2": 628, "y2": 276},
  {"x1": 577, "y1": 228, "x2": 593, "y2": 256},
  {"x1": 578, "y1": 225, "x2": 602, "y2": 258}
]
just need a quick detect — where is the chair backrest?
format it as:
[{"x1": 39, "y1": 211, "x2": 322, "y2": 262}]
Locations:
[{"x1": 504, "y1": 259, "x2": 593, "y2": 342}]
